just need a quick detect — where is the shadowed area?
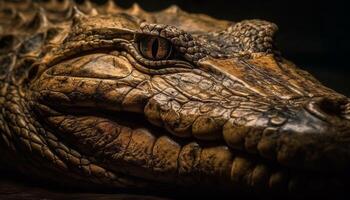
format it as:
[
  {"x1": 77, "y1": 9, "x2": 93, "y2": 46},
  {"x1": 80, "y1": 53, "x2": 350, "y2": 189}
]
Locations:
[
  {"x1": 0, "y1": 169, "x2": 171, "y2": 200},
  {"x1": 0, "y1": 169, "x2": 348, "y2": 199}
]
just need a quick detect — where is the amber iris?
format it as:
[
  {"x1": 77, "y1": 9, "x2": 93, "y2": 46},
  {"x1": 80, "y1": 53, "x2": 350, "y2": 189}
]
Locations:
[{"x1": 139, "y1": 36, "x2": 172, "y2": 60}]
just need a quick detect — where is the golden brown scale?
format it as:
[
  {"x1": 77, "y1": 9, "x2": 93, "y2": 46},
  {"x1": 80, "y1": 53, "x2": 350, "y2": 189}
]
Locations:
[{"x1": 0, "y1": 0, "x2": 350, "y2": 197}]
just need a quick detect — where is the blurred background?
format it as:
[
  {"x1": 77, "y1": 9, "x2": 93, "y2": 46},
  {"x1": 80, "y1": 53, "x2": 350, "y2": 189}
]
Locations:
[{"x1": 90, "y1": 0, "x2": 350, "y2": 96}]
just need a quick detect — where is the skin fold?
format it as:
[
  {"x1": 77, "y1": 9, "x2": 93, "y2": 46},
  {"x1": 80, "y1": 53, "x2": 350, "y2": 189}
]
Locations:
[{"x1": 0, "y1": 0, "x2": 350, "y2": 196}]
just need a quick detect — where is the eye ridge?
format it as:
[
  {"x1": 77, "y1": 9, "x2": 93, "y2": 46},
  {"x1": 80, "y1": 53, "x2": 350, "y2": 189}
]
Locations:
[{"x1": 139, "y1": 36, "x2": 172, "y2": 61}]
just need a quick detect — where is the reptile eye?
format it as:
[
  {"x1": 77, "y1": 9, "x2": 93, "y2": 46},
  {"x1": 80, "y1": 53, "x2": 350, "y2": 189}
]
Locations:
[{"x1": 139, "y1": 36, "x2": 172, "y2": 60}]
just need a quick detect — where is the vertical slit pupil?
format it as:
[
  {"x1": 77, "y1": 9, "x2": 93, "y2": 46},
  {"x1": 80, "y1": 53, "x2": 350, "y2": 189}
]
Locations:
[{"x1": 151, "y1": 38, "x2": 159, "y2": 59}]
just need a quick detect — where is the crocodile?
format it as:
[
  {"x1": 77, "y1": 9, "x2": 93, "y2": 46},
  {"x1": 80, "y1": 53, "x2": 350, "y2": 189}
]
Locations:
[{"x1": 1, "y1": 0, "x2": 350, "y2": 197}]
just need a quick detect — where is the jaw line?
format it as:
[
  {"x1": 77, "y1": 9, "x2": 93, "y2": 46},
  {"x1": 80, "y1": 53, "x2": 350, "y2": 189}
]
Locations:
[{"x1": 33, "y1": 103, "x2": 349, "y2": 194}]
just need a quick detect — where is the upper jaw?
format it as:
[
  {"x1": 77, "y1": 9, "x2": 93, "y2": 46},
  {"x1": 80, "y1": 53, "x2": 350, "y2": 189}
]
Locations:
[
  {"x1": 143, "y1": 83, "x2": 350, "y2": 174},
  {"x1": 35, "y1": 52, "x2": 350, "y2": 175},
  {"x1": 194, "y1": 56, "x2": 350, "y2": 174}
]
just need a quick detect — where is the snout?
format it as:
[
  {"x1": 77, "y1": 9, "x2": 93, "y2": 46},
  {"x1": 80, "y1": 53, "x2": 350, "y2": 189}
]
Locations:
[
  {"x1": 277, "y1": 97, "x2": 350, "y2": 173},
  {"x1": 223, "y1": 97, "x2": 350, "y2": 174}
]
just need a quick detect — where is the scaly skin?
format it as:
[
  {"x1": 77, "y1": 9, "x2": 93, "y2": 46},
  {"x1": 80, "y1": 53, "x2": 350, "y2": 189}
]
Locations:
[{"x1": 1, "y1": 0, "x2": 350, "y2": 196}]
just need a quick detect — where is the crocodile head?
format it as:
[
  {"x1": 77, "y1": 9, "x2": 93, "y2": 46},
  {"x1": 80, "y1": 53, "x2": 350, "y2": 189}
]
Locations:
[{"x1": 1, "y1": 1, "x2": 350, "y2": 196}]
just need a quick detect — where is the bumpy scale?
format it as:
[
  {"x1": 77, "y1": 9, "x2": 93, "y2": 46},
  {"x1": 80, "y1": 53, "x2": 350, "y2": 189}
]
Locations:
[{"x1": 1, "y1": 0, "x2": 350, "y2": 196}]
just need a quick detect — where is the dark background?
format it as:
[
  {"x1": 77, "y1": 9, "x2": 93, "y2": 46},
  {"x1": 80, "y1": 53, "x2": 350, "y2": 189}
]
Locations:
[{"x1": 95, "y1": 0, "x2": 350, "y2": 96}]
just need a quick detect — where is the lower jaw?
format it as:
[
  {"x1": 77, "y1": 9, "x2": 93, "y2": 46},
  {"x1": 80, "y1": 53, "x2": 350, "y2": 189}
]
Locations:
[{"x1": 35, "y1": 104, "x2": 348, "y2": 196}]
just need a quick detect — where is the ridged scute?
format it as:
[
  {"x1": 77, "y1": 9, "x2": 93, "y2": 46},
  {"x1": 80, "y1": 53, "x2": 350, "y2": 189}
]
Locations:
[{"x1": 0, "y1": 1, "x2": 95, "y2": 84}]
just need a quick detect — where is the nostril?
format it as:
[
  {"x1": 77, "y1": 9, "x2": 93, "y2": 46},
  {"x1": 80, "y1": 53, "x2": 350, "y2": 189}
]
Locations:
[
  {"x1": 306, "y1": 97, "x2": 346, "y2": 120},
  {"x1": 317, "y1": 98, "x2": 343, "y2": 116}
]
